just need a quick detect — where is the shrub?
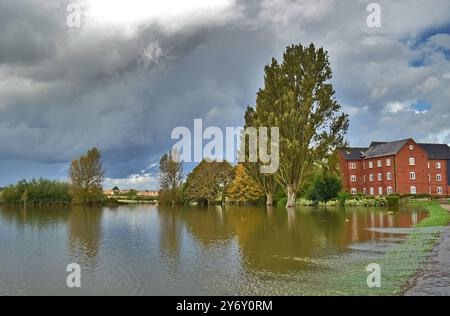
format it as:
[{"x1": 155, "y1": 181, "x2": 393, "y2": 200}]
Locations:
[
  {"x1": 304, "y1": 173, "x2": 342, "y2": 203},
  {"x1": 277, "y1": 197, "x2": 288, "y2": 207},
  {"x1": 386, "y1": 195, "x2": 400, "y2": 207},
  {"x1": 336, "y1": 192, "x2": 350, "y2": 206},
  {"x1": 296, "y1": 198, "x2": 316, "y2": 206}
]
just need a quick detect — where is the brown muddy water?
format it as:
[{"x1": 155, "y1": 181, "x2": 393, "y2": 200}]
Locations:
[{"x1": 0, "y1": 205, "x2": 427, "y2": 295}]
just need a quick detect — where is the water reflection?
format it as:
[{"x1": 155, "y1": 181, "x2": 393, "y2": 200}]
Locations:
[
  {"x1": 0, "y1": 204, "x2": 428, "y2": 295},
  {"x1": 68, "y1": 206, "x2": 103, "y2": 267}
]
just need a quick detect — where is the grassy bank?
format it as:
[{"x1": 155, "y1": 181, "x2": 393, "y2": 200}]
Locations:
[{"x1": 323, "y1": 201, "x2": 450, "y2": 295}]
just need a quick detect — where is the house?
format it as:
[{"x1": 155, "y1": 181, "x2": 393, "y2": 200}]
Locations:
[
  {"x1": 339, "y1": 138, "x2": 450, "y2": 196},
  {"x1": 137, "y1": 190, "x2": 159, "y2": 197}
]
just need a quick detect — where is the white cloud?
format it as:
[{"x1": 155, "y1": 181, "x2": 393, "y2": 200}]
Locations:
[
  {"x1": 83, "y1": 0, "x2": 240, "y2": 34},
  {"x1": 105, "y1": 173, "x2": 159, "y2": 190}
]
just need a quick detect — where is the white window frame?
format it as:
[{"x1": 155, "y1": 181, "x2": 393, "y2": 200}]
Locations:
[
  {"x1": 378, "y1": 173, "x2": 383, "y2": 181},
  {"x1": 370, "y1": 187, "x2": 374, "y2": 195},
  {"x1": 369, "y1": 174, "x2": 374, "y2": 182},
  {"x1": 363, "y1": 188, "x2": 367, "y2": 195},
  {"x1": 386, "y1": 159, "x2": 391, "y2": 167},
  {"x1": 377, "y1": 160, "x2": 382, "y2": 168},
  {"x1": 437, "y1": 187, "x2": 443, "y2": 195},
  {"x1": 410, "y1": 172, "x2": 416, "y2": 180},
  {"x1": 410, "y1": 186, "x2": 417, "y2": 194},
  {"x1": 350, "y1": 162, "x2": 356, "y2": 170},
  {"x1": 409, "y1": 157, "x2": 415, "y2": 166},
  {"x1": 387, "y1": 172, "x2": 392, "y2": 181},
  {"x1": 436, "y1": 162, "x2": 442, "y2": 169},
  {"x1": 378, "y1": 187, "x2": 383, "y2": 195},
  {"x1": 387, "y1": 187, "x2": 393, "y2": 194},
  {"x1": 369, "y1": 161, "x2": 373, "y2": 169},
  {"x1": 363, "y1": 175, "x2": 366, "y2": 183},
  {"x1": 436, "y1": 174, "x2": 442, "y2": 182},
  {"x1": 350, "y1": 175, "x2": 357, "y2": 182},
  {"x1": 351, "y1": 188, "x2": 357, "y2": 195}
]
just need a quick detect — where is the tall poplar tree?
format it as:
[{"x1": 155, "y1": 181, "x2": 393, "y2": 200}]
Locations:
[{"x1": 247, "y1": 43, "x2": 349, "y2": 207}]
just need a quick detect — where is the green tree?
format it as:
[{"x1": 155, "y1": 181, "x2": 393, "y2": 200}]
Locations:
[
  {"x1": 246, "y1": 43, "x2": 348, "y2": 207},
  {"x1": 304, "y1": 171, "x2": 342, "y2": 203},
  {"x1": 227, "y1": 164, "x2": 264, "y2": 204},
  {"x1": 242, "y1": 106, "x2": 280, "y2": 206},
  {"x1": 183, "y1": 160, "x2": 234, "y2": 206},
  {"x1": 69, "y1": 148, "x2": 105, "y2": 205},
  {"x1": 159, "y1": 150, "x2": 183, "y2": 206}
]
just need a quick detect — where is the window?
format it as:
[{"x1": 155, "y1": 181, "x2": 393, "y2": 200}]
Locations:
[
  {"x1": 386, "y1": 159, "x2": 391, "y2": 167},
  {"x1": 363, "y1": 162, "x2": 366, "y2": 170},
  {"x1": 436, "y1": 174, "x2": 442, "y2": 182},
  {"x1": 387, "y1": 187, "x2": 393, "y2": 194},
  {"x1": 350, "y1": 175, "x2": 357, "y2": 182},
  {"x1": 436, "y1": 162, "x2": 442, "y2": 169},
  {"x1": 409, "y1": 157, "x2": 415, "y2": 166},
  {"x1": 409, "y1": 145, "x2": 414, "y2": 150},
  {"x1": 350, "y1": 162, "x2": 356, "y2": 169},
  {"x1": 363, "y1": 175, "x2": 366, "y2": 183},
  {"x1": 437, "y1": 187, "x2": 443, "y2": 195},
  {"x1": 378, "y1": 187, "x2": 383, "y2": 195},
  {"x1": 351, "y1": 188, "x2": 357, "y2": 195},
  {"x1": 410, "y1": 186, "x2": 417, "y2": 194},
  {"x1": 363, "y1": 188, "x2": 367, "y2": 194},
  {"x1": 378, "y1": 173, "x2": 382, "y2": 181},
  {"x1": 370, "y1": 187, "x2": 374, "y2": 195},
  {"x1": 369, "y1": 174, "x2": 374, "y2": 182},
  {"x1": 410, "y1": 172, "x2": 416, "y2": 180},
  {"x1": 387, "y1": 172, "x2": 392, "y2": 181},
  {"x1": 377, "y1": 160, "x2": 382, "y2": 168},
  {"x1": 369, "y1": 161, "x2": 373, "y2": 169}
]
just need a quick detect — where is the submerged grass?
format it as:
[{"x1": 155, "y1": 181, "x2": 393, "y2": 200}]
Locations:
[{"x1": 323, "y1": 201, "x2": 450, "y2": 296}]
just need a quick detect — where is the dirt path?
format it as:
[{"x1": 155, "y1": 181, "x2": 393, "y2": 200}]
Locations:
[{"x1": 404, "y1": 202, "x2": 450, "y2": 296}]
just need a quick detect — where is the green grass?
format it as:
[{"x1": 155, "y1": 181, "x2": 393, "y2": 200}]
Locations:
[
  {"x1": 283, "y1": 201, "x2": 450, "y2": 296},
  {"x1": 412, "y1": 201, "x2": 450, "y2": 228}
]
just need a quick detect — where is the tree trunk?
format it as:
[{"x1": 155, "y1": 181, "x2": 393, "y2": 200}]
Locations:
[
  {"x1": 266, "y1": 193, "x2": 274, "y2": 206},
  {"x1": 286, "y1": 186, "x2": 296, "y2": 208}
]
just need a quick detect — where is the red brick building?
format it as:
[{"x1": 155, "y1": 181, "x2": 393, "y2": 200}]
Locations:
[{"x1": 340, "y1": 138, "x2": 450, "y2": 196}]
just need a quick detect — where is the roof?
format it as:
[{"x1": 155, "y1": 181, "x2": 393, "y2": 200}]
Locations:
[
  {"x1": 418, "y1": 143, "x2": 450, "y2": 160},
  {"x1": 341, "y1": 147, "x2": 368, "y2": 160},
  {"x1": 362, "y1": 139, "x2": 410, "y2": 159}
]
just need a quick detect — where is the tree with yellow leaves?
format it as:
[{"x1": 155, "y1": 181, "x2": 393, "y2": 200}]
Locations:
[{"x1": 227, "y1": 164, "x2": 264, "y2": 204}]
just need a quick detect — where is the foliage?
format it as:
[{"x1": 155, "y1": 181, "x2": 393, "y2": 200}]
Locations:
[
  {"x1": 386, "y1": 195, "x2": 400, "y2": 207},
  {"x1": 69, "y1": 147, "x2": 105, "y2": 205},
  {"x1": 159, "y1": 150, "x2": 183, "y2": 206},
  {"x1": 295, "y1": 198, "x2": 316, "y2": 206},
  {"x1": 227, "y1": 164, "x2": 264, "y2": 204},
  {"x1": 159, "y1": 188, "x2": 182, "y2": 206},
  {"x1": 242, "y1": 107, "x2": 279, "y2": 206},
  {"x1": 304, "y1": 172, "x2": 342, "y2": 202},
  {"x1": 336, "y1": 192, "x2": 350, "y2": 206},
  {"x1": 0, "y1": 179, "x2": 71, "y2": 205},
  {"x1": 183, "y1": 160, "x2": 234, "y2": 206},
  {"x1": 344, "y1": 197, "x2": 388, "y2": 207},
  {"x1": 244, "y1": 43, "x2": 349, "y2": 207}
]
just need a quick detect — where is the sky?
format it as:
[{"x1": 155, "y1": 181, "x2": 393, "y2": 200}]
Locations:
[{"x1": 0, "y1": 0, "x2": 450, "y2": 190}]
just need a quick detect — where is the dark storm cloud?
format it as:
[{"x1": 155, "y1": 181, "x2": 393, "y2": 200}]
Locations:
[{"x1": 1, "y1": 0, "x2": 450, "y2": 189}]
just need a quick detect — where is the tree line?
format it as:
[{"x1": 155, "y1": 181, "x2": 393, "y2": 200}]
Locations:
[
  {"x1": 0, "y1": 148, "x2": 106, "y2": 206},
  {"x1": 159, "y1": 43, "x2": 348, "y2": 208}
]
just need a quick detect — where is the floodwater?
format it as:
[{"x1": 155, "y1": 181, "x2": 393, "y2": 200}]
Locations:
[{"x1": 0, "y1": 204, "x2": 427, "y2": 295}]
